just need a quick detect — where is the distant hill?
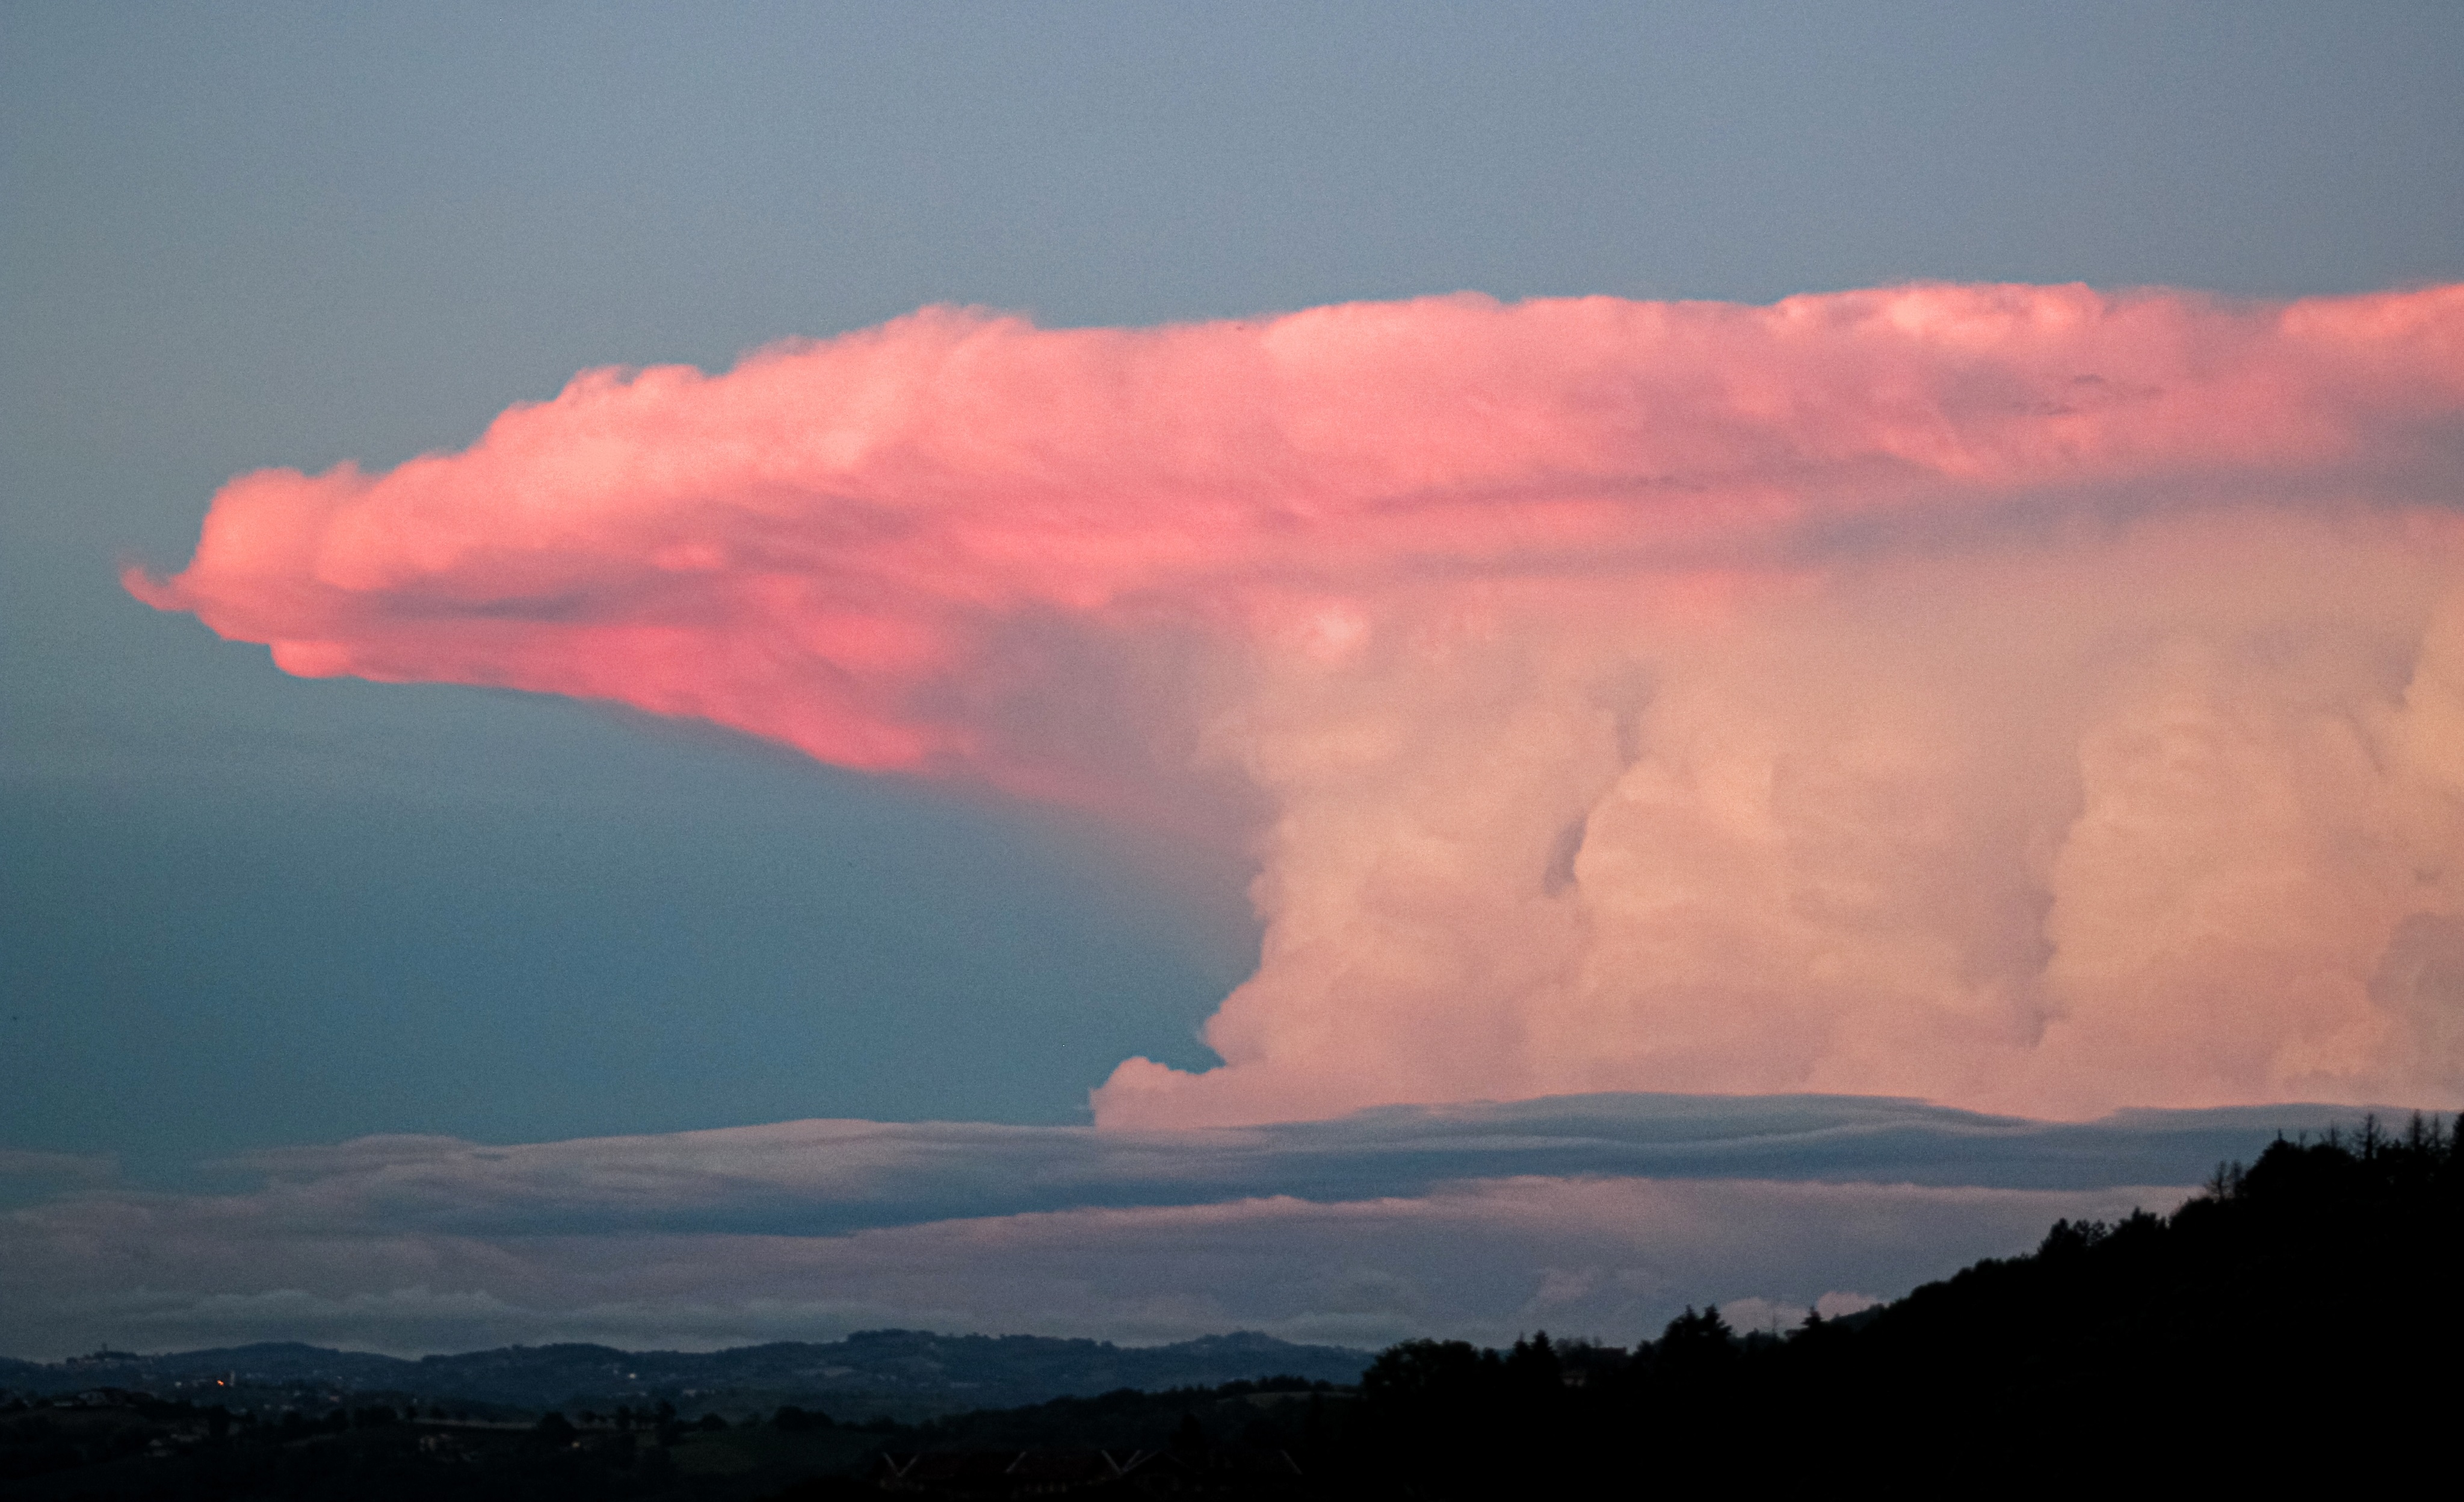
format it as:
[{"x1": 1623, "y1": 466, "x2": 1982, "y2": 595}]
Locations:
[{"x1": 0, "y1": 1329, "x2": 1371, "y2": 1418}]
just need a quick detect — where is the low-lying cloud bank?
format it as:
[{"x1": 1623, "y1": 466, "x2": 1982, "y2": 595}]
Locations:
[
  {"x1": 0, "y1": 1095, "x2": 2382, "y2": 1358},
  {"x1": 132, "y1": 284, "x2": 2464, "y2": 1126}
]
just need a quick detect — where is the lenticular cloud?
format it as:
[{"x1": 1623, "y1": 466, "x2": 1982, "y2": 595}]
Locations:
[{"x1": 132, "y1": 284, "x2": 2464, "y2": 1127}]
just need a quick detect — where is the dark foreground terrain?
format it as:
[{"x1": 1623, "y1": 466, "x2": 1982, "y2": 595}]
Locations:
[{"x1": 7, "y1": 1115, "x2": 2453, "y2": 1498}]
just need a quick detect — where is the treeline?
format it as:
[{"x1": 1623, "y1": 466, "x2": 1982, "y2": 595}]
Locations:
[{"x1": 1317, "y1": 1113, "x2": 2460, "y2": 1493}]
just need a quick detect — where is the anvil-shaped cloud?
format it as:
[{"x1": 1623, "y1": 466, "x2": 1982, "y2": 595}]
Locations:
[{"x1": 131, "y1": 285, "x2": 2464, "y2": 1125}]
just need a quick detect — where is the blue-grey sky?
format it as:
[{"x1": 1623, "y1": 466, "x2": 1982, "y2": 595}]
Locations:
[{"x1": 7, "y1": 2, "x2": 2463, "y2": 1178}]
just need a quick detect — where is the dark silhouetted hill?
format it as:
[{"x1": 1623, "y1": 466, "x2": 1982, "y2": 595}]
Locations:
[
  {"x1": 1338, "y1": 1113, "x2": 2459, "y2": 1494},
  {"x1": 0, "y1": 1329, "x2": 1371, "y2": 1418}
]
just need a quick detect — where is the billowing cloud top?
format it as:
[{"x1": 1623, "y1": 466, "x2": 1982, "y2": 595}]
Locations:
[{"x1": 132, "y1": 285, "x2": 2464, "y2": 1125}]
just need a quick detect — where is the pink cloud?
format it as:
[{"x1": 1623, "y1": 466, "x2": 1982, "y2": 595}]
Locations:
[{"x1": 130, "y1": 284, "x2": 2464, "y2": 1126}]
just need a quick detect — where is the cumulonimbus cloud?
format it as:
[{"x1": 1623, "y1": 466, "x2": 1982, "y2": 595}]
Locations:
[{"x1": 130, "y1": 283, "x2": 2464, "y2": 1125}]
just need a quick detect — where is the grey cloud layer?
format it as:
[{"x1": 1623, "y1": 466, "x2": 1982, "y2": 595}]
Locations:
[
  {"x1": 1, "y1": 1094, "x2": 2386, "y2": 1358},
  {"x1": 8, "y1": 1178, "x2": 2175, "y2": 1361},
  {"x1": 188, "y1": 1092, "x2": 2373, "y2": 1236}
]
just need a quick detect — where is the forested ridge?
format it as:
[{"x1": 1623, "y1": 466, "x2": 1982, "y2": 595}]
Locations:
[
  {"x1": 1327, "y1": 1113, "x2": 2460, "y2": 1492},
  {"x1": 8, "y1": 1117, "x2": 2453, "y2": 1498}
]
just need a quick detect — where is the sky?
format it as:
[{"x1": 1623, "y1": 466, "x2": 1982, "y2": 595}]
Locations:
[{"x1": 5, "y1": 2, "x2": 2463, "y2": 1359}]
